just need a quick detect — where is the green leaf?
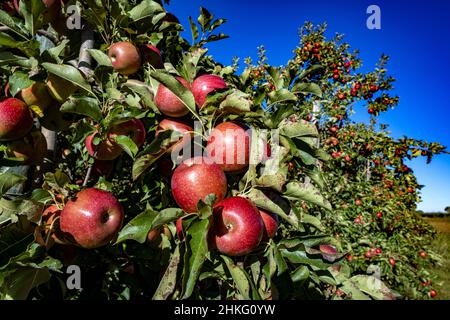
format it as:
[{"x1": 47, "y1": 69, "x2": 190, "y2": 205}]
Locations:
[
  {"x1": 0, "y1": 198, "x2": 43, "y2": 224},
  {"x1": 115, "y1": 209, "x2": 158, "y2": 244},
  {"x1": 348, "y1": 275, "x2": 397, "y2": 300},
  {"x1": 0, "y1": 173, "x2": 27, "y2": 197},
  {"x1": 151, "y1": 208, "x2": 184, "y2": 231},
  {"x1": 188, "y1": 16, "x2": 199, "y2": 42},
  {"x1": 292, "y1": 82, "x2": 323, "y2": 98},
  {"x1": 181, "y1": 218, "x2": 210, "y2": 299},
  {"x1": 153, "y1": 244, "x2": 181, "y2": 300},
  {"x1": 87, "y1": 49, "x2": 112, "y2": 67},
  {"x1": 298, "y1": 64, "x2": 324, "y2": 80},
  {"x1": 132, "y1": 130, "x2": 173, "y2": 180},
  {"x1": 0, "y1": 52, "x2": 37, "y2": 69},
  {"x1": 60, "y1": 96, "x2": 102, "y2": 122},
  {"x1": 291, "y1": 265, "x2": 310, "y2": 283},
  {"x1": 280, "y1": 249, "x2": 330, "y2": 270},
  {"x1": 246, "y1": 188, "x2": 298, "y2": 228},
  {"x1": 8, "y1": 72, "x2": 34, "y2": 97},
  {"x1": 283, "y1": 182, "x2": 332, "y2": 211},
  {"x1": 0, "y1": 223, "x2": 34, "y2": 266},
  {"x1": 0, "y1": 8, "x2": 28, "y2": 39},
  {"x1": 42, "y1": 63, "x2": 93, "y2": 96},
  {"x1": 150, "y1": 71, "x2": 197, "y2": 117},
  {"x1": 122, "y1": 80, "x2": 158, "y2": 113},
  {"x1": 0, "y1": 268, "x2": 51, "y2": 300},
  {"x1": 0, "y1": 32, "x2": 19, "y2": 48},
  {"x1": 268, "y1": 89, "x2": 297, "y2": 105},
  {"x1": 21, "y1": 0, "x2": 45, "y2": 35},
  {"x1": 115, "y1": 135, "x2": 139, "y2": 159},
  {"x1": 219, "y1": 90, "x2": 252, "y2": 113},
  {"x1": 301, "y1": 213, "x2": 324, "y2": 231},
  {"x1": 129, "y1": 0, "x2": 164, "y2": 22},
  {"x1": 198, "y1": 7, "x2": 213, "y2": 32},
  {"x1": 280, "y1": 119, "x2": 319, "y2": 138},
  {"x1": 222, "y1": 255, "x2": 251, "y2": 299}
]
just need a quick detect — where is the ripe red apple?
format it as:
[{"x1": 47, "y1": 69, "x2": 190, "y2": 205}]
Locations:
[
  {"x1": 430, "y1": 289, "x2": 437, "y2": 298},
  {"x1": 17, "y1": 82, "x2": 53, "y2": 110},
  {"x1": 140, "y1": 44, "x2": 164, "y2": 69},
  {"x1": 347, "y1": 255, "x2": 353, "y2": 262},
  {"x1": 0, "y1": 98, "x2": 33, "y2": 141},
  {"x1": 108, "y1": 42, "x2": 142, "y2": 76},
  {"x1": 355, "y1": 199, "x2": 362, "y2": 206},
  {"x1": 60, "y1": 188, "x2": 124, "y2": 249},
  {"x1": 376, "y1": 212, "x2": 383, "y2": 219},
  {"x1": 171, "y1": 156, "x2": 227, "y2": 213},
  {"x1": 155, "y1": 77, "x2": 191, "y2": 117},
  {"x1": 354, "y1": 217, "x2": 361, "y2": 224},
  {"x1": 365, "y1": 251, "x2": 372, "y2": 258},
  {"x1": 375, "y1": 248, "x2": 382, "y2": 254},
  {"x1": 210, "y1": 197, "x2": 264, "y2": 256},
  {"x1": 46, "y1": 74, "x2": 77, "y2": 103},
  {"x1": 6, "y1": 130, "x2": 47, "y2": 164},
  {"x1": 86, "y1": 119, "x2": 146, "y2": 160},
  {"x1": 206, "y1": 121, "x2": 251, "y2": 173},
  {"x1": 419, "y1": 251, "x2": 427, "y2": 258},
  {"x1": 191, "y1": 74, "x2": 228, "y2": 108},
  {"x1": 156, "y1": 118, "x2": 193, "y2": 154},
  {"x1": 389, "y1": 257, "x2": 396, "y2": 267},
  {"x1": 258, "y1": 209, "x2": 278, "y2": 241}
]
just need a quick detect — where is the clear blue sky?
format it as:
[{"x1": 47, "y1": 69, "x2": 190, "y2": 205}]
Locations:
[{"x1": 167, "y1": 0, "x2": 450, "y2": 212}]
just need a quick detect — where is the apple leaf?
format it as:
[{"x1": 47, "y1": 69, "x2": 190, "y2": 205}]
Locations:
[
  {"x1": 0, "y1": 32, "x2": 19, "y2": 48},
  {"x1": 291, "y1": 265, "x2": 310, "y2": 283},
  {"x1": 129, "y1": 0, "x2": 164, "y2": 22},
  {"x1": 222, "y1": 255, "x2": 251, "y2": 299},
  {"x1": 283, "y1": 182, "x2": 332, "y2": 211},
  {"x1": 0, "y1": 9, "x2": 28, "y2": 39},
  {"x1": 0, "y1": 223, "x2": 34, "y2": 267},
  {"x1": 122, "y1": 80, "x2": 158, "y2": 112},
  {"x1": 42, "y1": 63, "x2": 94, "y2": 97},
  {"x1": 60, "y1": 96, "x2": 103, "y2": 122},
  {"x1": 298, "y1": 64, "x2": 324, "y2": 80},
  {"x1": 268, "y1": 89, "x2": 297, "y2": 105},
  {"x1": 150, "y1": 70, "x2": 197, "y2": 118},
  {"x1": 246, "y1": 188, "x2": 298, "y2": 228},
  {"x1": 150, "y1": 208, "x2": 184, "y2": 231},
  {"x1": 115, "y1": 135, "x2": 139, "y2": 159},
  {"x1": 132, "y1": 130, "x2": 173, "y2": 180},
  {"x1": 279, "y1": 248, "x2": 330, "y2": 270},
  {"x1": 0, "y1": 198, "x2": 43, "y2": 225},
  {"x1": 0, "y1": 268, "x2": 51, "y2": 300},
  {"x1": 348, "y1": 275, "x2": 397, "y2": 300},
  {"x1": 20, "y1": 0, "x2": 45, "y2": 35},
  {"x1": 115, "y1": 209, "x2": 158, "y2": 244},
  {"x1": 153, "y1": 244, "x2": 181, "y2": 300},
  {"x1": 0, "y1": 173, "x2": 27, "y2": 198},
  {"x1": 7, "y1": 71, "x2": 34, "y2": 97},
  {"x1": 0, "y1": 52, "x2": 37, "y2": 69},
  {"x1": 292, "y1": 82, "x2": 323, "y2": 98},
  {"x1": 87, "y1": 49, "x2": 112, "y2": 67},
  {"x1": 181, "y1": 217, "x2": 210, "y2": 299},
  {"x1": 280, "y1": 119, "x2": 319, "y2": 138}
]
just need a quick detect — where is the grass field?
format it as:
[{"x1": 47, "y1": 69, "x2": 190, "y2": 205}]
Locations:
[{"x1": 423, "y1": 217, "x2": 450, "y2": 300}]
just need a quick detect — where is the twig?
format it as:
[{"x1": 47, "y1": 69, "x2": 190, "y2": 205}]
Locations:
[{"x1": 37, "y1": 29, "x2": 59, "y2": 45}]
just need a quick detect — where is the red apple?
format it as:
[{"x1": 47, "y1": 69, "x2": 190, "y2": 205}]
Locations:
[
  {"x1": 258, "y1": 209, "x2": 278, "y2": 241},
  {"x1": 108, "y1": 42, "x2": 142, "y2": 76},
  {"x1": 60, "y1": 188, "x2": 124, "y2": 249},
  {"x1": 191, "y1": 74, "x2": 228, "y2": 108},
  {"x1": 140, "y1": 44, "x2": 164, "y2": 69},
  {"x1": 86, "y1": 119, "x2": 146, "y2": 160},
  {"x1": 389, "y1": 257, "x2": 396, "y2": 267},
  {"x1": 206, "y1": 121, "x2": 251, "y2": 173},
  {"x1": 171, "y1": 156, "x2": 227, "y2": 213},
  {"x1": 0, "y1": 98, "x2": 33, "y2": 141},
  {"x1": 18, "y1": 82, "x2": 53, "y2": 110},
  {"x1": 6, "y1": 130, "x2": 47, "y2": 164},
  {"x1": 419, "y1": 251, "x2": 427, "y2": 258},
  {"x1": 155, "y1": 76, "x2": 191, "y2": 117},
  {"x1": 430, "y1": 289, "x2": 437, "y2": 298},
  {"x1": 156, "y1": 118, "x2": 193, "y2": 154},
  {"x1": 355, "y1": 199, "x2": 362, "y2": 206},
  {"x1": 210, "y1": 197, "x2": 264, "y2": 256}
]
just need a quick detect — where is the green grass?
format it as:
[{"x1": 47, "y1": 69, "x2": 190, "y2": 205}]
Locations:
[{"x1": 423, "y1": 217, "x2": 450, "y2": 300}]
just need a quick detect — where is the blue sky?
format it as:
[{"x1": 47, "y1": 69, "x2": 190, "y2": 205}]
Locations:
[{"x1": 167, "y1": 0, "x2": 450, "y2": 212}]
